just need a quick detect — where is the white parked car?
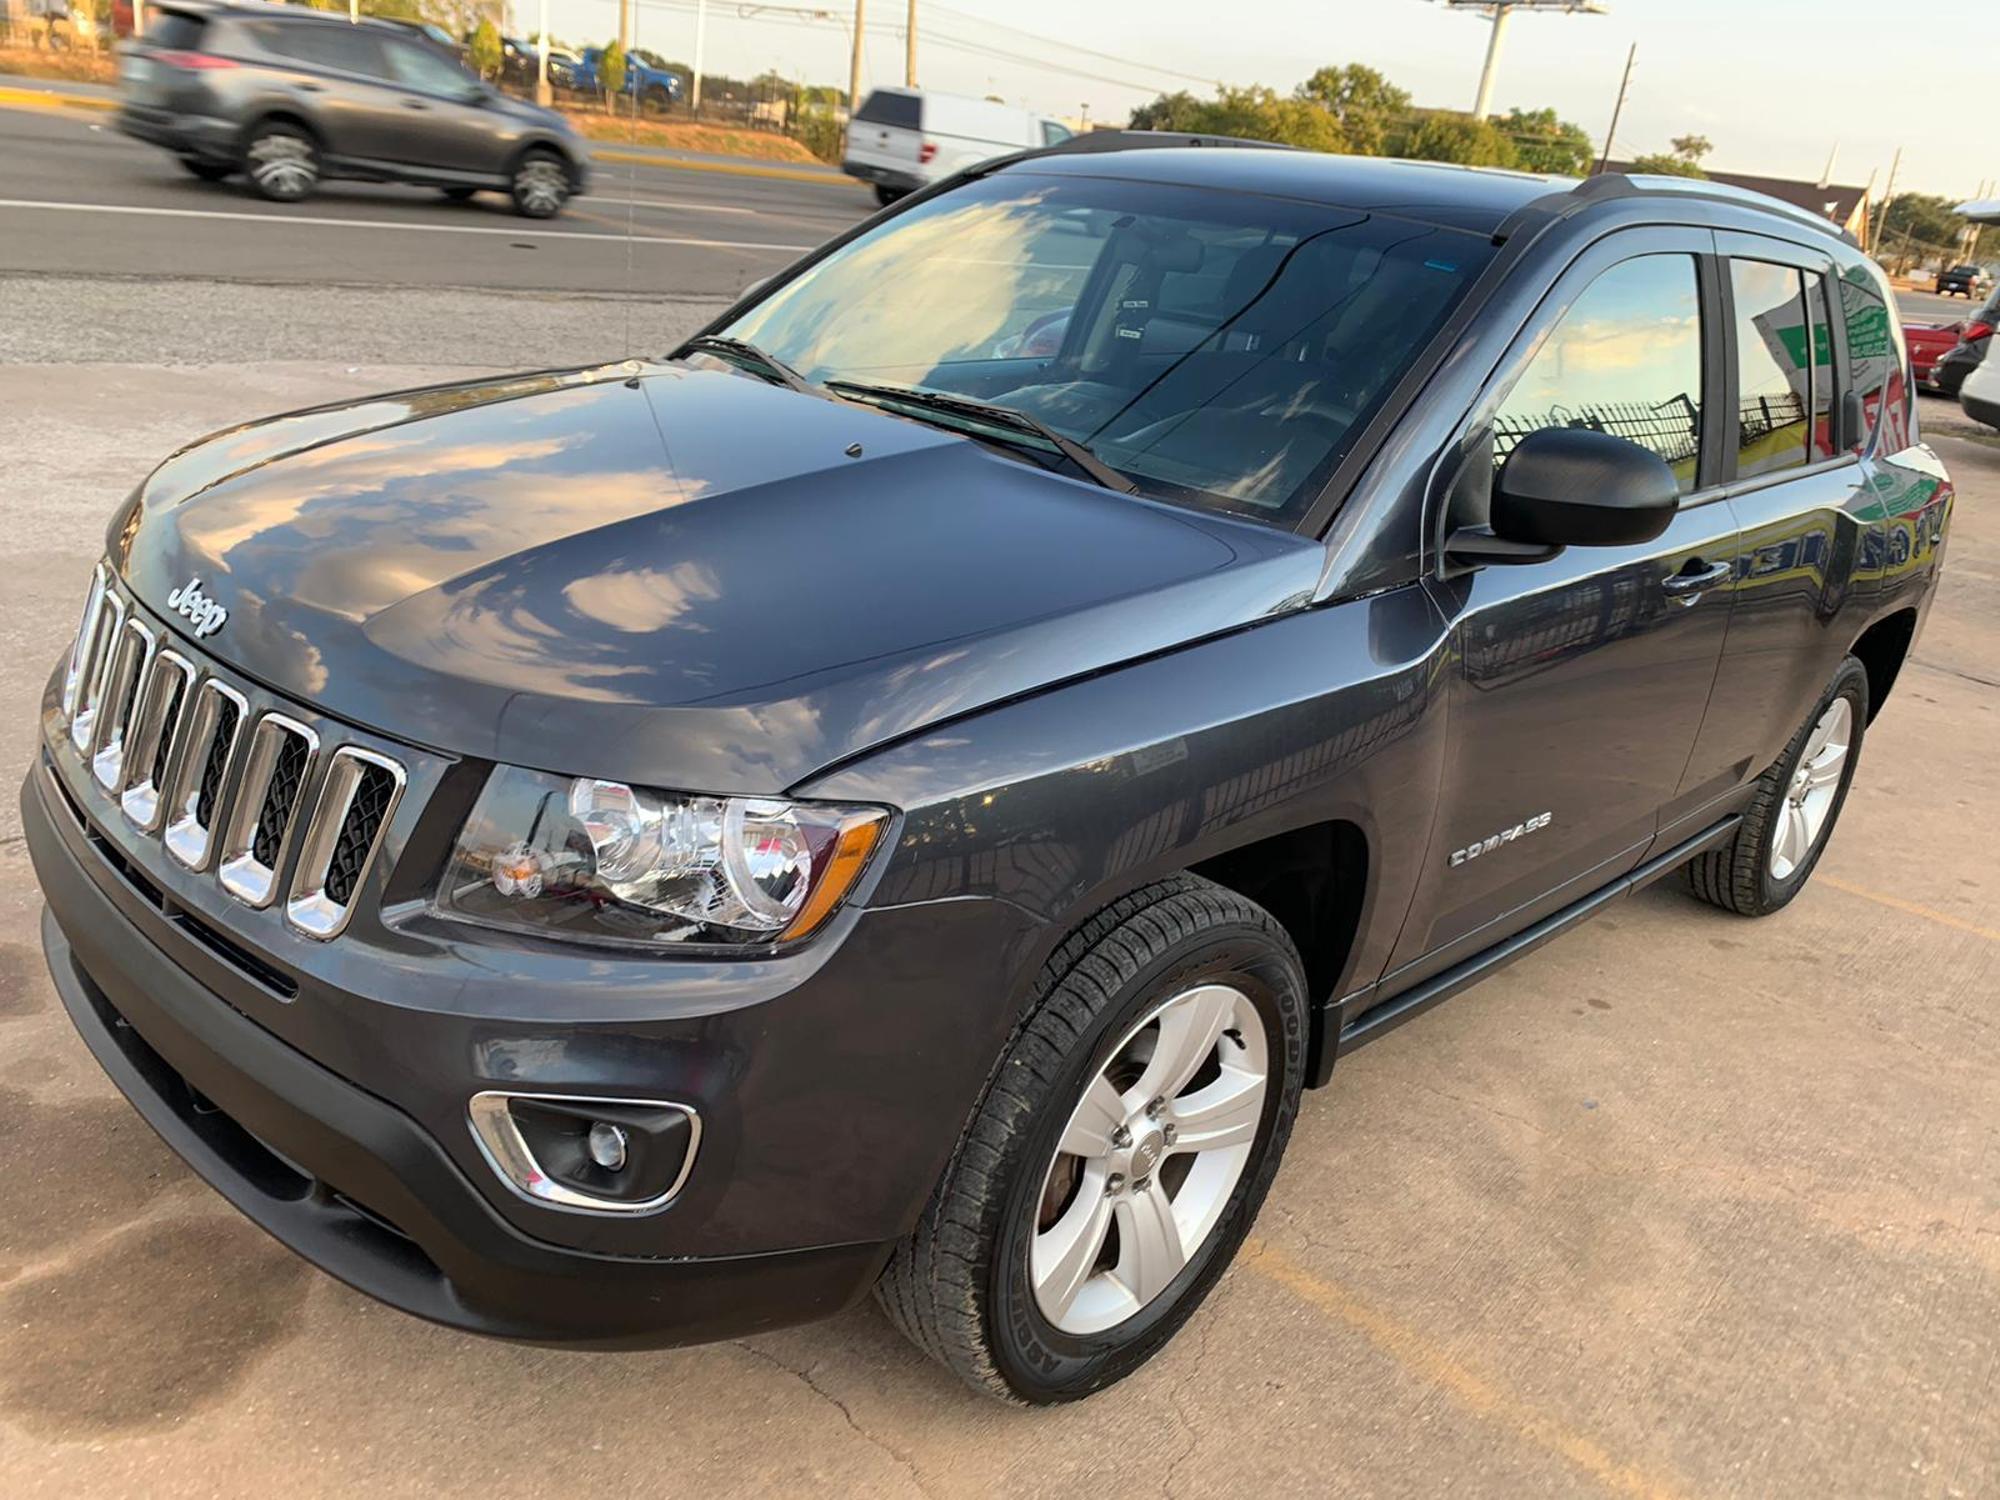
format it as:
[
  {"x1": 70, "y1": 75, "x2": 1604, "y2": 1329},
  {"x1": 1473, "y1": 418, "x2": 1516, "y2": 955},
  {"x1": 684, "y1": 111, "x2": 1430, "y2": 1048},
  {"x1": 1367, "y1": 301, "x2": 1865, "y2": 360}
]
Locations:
[
  {"x1": 1959, "y1": 348, "x2": 2000, "y2": 431},
  {"x1": 842, "y1": 87, "x2": 1072, "y2": 205}
]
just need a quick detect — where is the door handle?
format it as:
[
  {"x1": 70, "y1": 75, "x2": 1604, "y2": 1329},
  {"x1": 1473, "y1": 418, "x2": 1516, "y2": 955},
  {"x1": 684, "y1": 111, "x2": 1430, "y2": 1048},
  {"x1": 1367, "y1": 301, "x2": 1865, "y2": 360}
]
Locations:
[
  {"x1": 1662, "y1": 559, "x2": 1732, "y2": 598},
  {"x1": 295, "y1": 81, "x2": 324, "y2": 92},
  {"x1": 403, "y1": 100, "x2": 430, "y2": 109}
]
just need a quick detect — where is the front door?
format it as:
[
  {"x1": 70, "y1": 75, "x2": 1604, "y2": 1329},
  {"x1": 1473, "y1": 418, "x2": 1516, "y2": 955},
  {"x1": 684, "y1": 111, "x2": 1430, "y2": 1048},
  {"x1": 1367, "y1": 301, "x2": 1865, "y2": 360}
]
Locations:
[
  {"x1": 381, "y1": 39, "x2": 498, "y2": 176},
  {"x1": 1389, "y1": 237, "x2": 1739, "y2": 986}
]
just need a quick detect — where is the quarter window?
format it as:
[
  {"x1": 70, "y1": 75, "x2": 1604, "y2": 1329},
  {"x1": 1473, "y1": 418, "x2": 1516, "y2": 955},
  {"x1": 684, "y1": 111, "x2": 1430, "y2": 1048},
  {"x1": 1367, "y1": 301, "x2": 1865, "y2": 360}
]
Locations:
[
  {"x1": 1492, "y1": 254, "x2": 1704, "y2": 495},
  {"x1": 1729, "y1": 260, "x2": 1811, "y2": 479}
]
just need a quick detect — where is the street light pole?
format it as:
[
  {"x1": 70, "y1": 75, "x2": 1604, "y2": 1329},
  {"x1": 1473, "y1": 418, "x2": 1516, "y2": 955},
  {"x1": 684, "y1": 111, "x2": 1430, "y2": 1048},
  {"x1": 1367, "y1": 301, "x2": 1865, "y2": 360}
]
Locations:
[
  {"x1": 692, "y1": 0, "x2": 707, "y2": 111},
  {"x1": 536, "y1": 0, "x2": 550, "y2": 107},
  {"x1": 848, "y1": 0, "x2": 866, "y2": 117},
  {"x1": 1471, "y1": 2, "x2": 1512, "y2": 119}
]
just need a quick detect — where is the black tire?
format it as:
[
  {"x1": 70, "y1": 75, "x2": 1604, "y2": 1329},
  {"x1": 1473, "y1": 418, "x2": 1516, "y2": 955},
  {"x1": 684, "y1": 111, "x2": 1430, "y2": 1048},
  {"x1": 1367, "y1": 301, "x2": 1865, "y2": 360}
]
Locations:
[
  {"x1": 643, "y1": 84, "x2": 671, "y2": 116},
  {"x1": 509, "y1": 149, "x2": 571, "y2": 219},
  {"x1": 178, "y1": 156, "x2": 232, "y2": 183},
  {"x1": 243, "y1": 121, "x2": 318, "y2": 203},
  {"x1": 1684, "y1": 656, "x2": 1869, "y2": 917},
  {"x1": 876, "y1": 874, "x2": 1308, "y2": 1403},
  {"x1": 439, "y1": 185, "x2": 479, "y2": 202},
  {"x1": 873, "y1": 183, "x2": 903, "y2": 208}
]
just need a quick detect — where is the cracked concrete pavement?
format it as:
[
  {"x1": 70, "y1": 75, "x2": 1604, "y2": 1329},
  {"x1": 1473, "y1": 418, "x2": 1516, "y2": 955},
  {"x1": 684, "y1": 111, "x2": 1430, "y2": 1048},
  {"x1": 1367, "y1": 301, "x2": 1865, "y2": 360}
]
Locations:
[{"x1": 0, "y1": 308, "x2": 1996, "y2": 1496}]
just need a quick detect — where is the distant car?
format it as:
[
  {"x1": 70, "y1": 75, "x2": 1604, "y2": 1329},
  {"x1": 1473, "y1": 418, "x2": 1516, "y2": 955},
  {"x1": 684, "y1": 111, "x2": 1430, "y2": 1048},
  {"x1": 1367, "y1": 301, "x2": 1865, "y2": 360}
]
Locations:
[
  {"x1": 843, "y1": 87, "x2": 1073, "y2": 205},
  {"x1": 115, "y1": 2, "x2": 588, "y2": 217},
  {"x1": 1935, "y1": 264, "x2": 1983, "y2": 297},
  {"x1": 1906, "y1": 322, "x2": 1963, "y2": 390},
  {"x1": 1929, "y1": 287, "x2": 1996, "y2": 399},
  {"x1": 1960, "y1": 345, "x2": 2000, "y2": 430},
  {"x1": 573, "y1": 46, "x2": 682, "y2": 114}
]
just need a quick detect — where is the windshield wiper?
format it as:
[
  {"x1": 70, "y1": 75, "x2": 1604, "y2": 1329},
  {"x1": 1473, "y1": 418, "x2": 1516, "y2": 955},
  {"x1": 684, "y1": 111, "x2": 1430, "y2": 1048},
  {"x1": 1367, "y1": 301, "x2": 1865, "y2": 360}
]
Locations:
[
  {"x1": 824, "y1": 380, "x2": 1137, "y2": 495},
  {"x1": 678, "y1": 335, "x2": 815, "y2": 394}
]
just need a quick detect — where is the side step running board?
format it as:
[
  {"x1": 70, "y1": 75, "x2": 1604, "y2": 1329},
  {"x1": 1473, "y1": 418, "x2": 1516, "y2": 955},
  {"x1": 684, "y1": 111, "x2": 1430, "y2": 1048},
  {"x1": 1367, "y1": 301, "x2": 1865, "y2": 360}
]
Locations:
[{"x1": 1311, "y1": 814, "x2": 1743, "y2": 1084}]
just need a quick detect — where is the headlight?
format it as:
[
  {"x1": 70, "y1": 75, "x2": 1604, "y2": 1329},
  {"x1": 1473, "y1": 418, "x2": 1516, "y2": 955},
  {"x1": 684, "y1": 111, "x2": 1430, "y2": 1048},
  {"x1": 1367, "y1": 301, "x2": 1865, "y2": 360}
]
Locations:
[{"x1": 436, "y1": 766, "x2": 889, "y2": 948}]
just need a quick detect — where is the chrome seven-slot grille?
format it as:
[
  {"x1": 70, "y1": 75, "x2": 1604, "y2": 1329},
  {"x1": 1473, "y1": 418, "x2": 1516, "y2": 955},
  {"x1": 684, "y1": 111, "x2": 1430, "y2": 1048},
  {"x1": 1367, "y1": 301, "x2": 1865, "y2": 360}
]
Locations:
[{"x1": 57, "y1": 564, "x2": 406, "y2": 941}]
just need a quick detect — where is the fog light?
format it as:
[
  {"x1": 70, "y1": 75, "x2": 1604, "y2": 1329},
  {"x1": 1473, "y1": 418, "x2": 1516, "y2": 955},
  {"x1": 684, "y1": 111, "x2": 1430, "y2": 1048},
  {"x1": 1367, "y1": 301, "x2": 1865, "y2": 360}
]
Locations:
[{"x1": 588, "y1": 1120, "x2": 629, "y2": 1171}]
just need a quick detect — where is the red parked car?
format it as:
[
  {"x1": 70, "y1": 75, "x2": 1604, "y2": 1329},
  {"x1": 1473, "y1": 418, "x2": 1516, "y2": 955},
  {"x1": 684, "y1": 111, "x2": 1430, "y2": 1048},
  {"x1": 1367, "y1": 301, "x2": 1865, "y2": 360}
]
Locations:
[{"x1": 1907, "y1": 322, "x2": 1963, "y2": 391}]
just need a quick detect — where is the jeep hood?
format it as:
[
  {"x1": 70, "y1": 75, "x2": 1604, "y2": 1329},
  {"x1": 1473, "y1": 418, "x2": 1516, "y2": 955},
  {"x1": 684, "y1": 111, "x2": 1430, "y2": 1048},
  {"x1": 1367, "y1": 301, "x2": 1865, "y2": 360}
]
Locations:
[{"x1": 110, "y1": 362, "x2": 1322, "y2": 791}]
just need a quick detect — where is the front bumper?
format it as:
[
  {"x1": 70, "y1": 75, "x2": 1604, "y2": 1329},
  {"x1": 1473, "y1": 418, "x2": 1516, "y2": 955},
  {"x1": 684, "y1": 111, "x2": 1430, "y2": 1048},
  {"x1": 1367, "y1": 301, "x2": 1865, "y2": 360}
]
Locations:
[{"x1": 25, "y1": 663, "x2": 1040, "y2": 1343}]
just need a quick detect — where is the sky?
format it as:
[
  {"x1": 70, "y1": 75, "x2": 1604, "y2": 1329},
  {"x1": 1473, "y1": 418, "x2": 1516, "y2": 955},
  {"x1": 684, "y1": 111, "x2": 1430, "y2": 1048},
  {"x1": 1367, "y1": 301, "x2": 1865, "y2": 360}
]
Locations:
[{"x1": 535, "y1": 0, "x2": 1993, "y2": 202}]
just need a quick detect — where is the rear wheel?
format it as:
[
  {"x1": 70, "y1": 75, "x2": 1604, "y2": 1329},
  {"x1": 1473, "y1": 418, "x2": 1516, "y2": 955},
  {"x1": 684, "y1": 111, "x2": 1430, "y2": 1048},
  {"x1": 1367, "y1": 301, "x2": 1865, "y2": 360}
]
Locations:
[
  {"x1": 876, "y1": 875, "x2": 1307, "y2": 1403},
  {"x1": 1684, "y1": 656, "x2": 1868, "y2": 916},
  {"x1": 178, "y1": 156, "x2": 232, "y2": 183},
  {"x1": 243, "y1": 122, "x2": 318, "y2": 203},
  {"x1": 510, "y1": 150, "x2": 571, "y2": 218},
  {"x1": 872, "y1": 183, "x2": 903, "y2": 208}
]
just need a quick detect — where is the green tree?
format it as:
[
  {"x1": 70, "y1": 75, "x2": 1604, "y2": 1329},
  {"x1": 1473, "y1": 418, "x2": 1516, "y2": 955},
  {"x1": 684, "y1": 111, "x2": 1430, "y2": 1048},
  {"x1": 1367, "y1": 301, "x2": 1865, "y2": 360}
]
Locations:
[
  {"x1": 468, "y1": 19, "x2": 502, "y2": 81},
  {"x1": 1879, "y1": 193, "x2": 1968, "y2": 255},
  {"x1": 1629, "y1": 151, "x2": 1706, "y2": 178},
  {"x1": 1294, "y1": 63, "x2": 1409, "y2": 156},
  {"x1": 1128, "y1": 86, "x2": 1345, "y2": 153},
  {"x1": 599, "y1": 40, "x2": 626, "y2": 109},
  {"x1": 1501, "y1": 106, "x2": 1593, "y2": 176},
  {"x1": 1404, "y1": 112, "x2": 1519, "y2": 169},
  {"x1": 1669, "y1": 133, "x2": 1713, "y2": 166}
]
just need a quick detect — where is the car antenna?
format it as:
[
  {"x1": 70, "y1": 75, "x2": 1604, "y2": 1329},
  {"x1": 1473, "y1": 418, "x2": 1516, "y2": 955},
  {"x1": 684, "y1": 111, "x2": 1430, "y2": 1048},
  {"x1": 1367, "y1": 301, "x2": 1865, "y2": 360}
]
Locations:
[{"x1": 622, "y1": 18, "x2": 641, "y2": 358}]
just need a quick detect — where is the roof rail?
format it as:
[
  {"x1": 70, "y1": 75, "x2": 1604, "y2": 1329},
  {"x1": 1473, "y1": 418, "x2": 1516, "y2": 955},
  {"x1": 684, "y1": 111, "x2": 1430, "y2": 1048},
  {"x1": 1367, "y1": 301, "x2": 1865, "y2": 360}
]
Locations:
[{"x1": 1558, "y1": 171, "x2": 1861, "y2": 248}]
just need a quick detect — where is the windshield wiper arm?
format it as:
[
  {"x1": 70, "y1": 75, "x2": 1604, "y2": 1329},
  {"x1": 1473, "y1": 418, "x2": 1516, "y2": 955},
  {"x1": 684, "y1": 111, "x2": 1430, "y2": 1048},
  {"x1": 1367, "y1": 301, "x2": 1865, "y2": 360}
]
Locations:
[
  {"x1": 824, "y1": 380, "x2": 1137, "y2": 495},
  {"x1": 678, "y1": 335, "x2": 815, "y2": 394}
]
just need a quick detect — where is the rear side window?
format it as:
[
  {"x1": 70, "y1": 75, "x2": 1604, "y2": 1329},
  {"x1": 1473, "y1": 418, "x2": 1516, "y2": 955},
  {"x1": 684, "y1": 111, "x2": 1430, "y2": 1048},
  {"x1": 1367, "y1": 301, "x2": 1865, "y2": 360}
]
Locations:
[
  {"x1": 257, "y1": 22, "x2": 390, "y2": 79},
  {"x1": 145, "y1": 10, "x2": 205, "y2": 49},
  {"x1": 854, "y1": 91, "x2": 920, "y2": 129},
  {"x1": 1833, "y1": 265, "x2": 1900, "y2": 454},
  {"x1": 1729, "y1": 260, "x2": 1813, "y2": 479},
  {"x1": 1492, "y1": 254, "x2": 1704, "y2": 494}
]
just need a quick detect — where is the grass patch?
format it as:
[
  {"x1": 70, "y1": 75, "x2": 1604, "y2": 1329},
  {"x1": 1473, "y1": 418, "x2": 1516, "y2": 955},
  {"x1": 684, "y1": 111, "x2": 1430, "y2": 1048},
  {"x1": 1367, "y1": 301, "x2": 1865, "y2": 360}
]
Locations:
[
  {"x1": 562, "y1": 111, "x2": 826, "y2": 165},
  {"x1": 0, "y1": 45, "x2": 118, "y2": 86}
]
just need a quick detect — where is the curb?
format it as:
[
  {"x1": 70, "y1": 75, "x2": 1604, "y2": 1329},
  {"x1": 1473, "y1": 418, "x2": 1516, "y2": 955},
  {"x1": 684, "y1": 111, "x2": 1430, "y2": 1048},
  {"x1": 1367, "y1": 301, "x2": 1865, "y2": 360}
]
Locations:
[{"x1": 0, "y1": 84, "x2": 116, "y2": 112}]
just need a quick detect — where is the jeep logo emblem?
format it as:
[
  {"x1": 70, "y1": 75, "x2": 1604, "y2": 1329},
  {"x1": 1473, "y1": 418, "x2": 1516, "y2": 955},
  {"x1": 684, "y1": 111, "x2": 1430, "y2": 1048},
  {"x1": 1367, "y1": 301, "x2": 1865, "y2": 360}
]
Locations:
[{"x1": 166, "y1": 576, "x2": 228, "y2": 639}]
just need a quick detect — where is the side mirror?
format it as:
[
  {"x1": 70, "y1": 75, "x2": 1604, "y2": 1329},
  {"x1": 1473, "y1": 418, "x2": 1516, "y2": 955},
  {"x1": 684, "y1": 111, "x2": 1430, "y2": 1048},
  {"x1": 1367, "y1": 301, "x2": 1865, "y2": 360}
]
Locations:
[{"x1": 1448, "y1": 426, "x2": 1679, "y2": 566}]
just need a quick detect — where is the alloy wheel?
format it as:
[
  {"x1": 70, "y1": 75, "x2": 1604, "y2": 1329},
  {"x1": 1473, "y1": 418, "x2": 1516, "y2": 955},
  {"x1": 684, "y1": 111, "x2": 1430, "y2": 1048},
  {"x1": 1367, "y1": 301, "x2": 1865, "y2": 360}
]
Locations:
[
  {"x1": 1030, "y1": 982, "x2": 1268, "y2": 1335},
  {"x1": 1770, "y1": 696, "x2": 1852, "y2": 880},
  {"x1": 515, "y1": 158, "x2": 568, "y2": 217},
  {"x1": 247, "y1": 132, "x2": 314, "y2": 200}
]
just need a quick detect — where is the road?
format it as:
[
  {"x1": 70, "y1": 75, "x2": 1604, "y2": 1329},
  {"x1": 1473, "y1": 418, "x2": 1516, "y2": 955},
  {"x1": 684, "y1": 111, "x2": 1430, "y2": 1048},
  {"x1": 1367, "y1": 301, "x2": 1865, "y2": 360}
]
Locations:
[{"x1": 0, "y1": 100, "x2": 871, "y2": 298}]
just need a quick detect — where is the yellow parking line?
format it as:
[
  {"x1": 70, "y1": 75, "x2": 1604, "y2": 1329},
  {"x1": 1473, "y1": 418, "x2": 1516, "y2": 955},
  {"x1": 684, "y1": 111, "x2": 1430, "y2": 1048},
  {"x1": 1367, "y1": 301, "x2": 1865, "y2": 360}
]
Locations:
[
  {"x1": 1241, "y1": 1238, "x2": 1690, "y2": 1500},
  {"x1": 1818, "y1": 876, "x2": 2000, "y2": 944}
]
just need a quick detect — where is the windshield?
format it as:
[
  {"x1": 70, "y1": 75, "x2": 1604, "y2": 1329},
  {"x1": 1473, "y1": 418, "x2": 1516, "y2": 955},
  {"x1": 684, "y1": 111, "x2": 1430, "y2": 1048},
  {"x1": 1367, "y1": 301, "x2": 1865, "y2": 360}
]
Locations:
[{"x1": 721, "y1": 171, "x2": 1492, "y2": 522}]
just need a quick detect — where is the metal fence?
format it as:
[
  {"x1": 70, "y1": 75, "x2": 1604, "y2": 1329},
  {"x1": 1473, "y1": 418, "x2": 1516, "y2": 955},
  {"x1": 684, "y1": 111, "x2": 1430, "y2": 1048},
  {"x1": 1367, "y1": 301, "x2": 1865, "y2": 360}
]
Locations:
[{"x1": 1493, "y1": 395, "x2": 1701, "y2": 469}]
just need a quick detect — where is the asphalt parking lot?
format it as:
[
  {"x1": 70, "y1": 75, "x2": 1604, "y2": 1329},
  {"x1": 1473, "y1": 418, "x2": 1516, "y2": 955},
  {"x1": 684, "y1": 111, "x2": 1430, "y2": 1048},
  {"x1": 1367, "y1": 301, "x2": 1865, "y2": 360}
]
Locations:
[{"x1": 0, "y1": 316, "x2": 1995, "y2": 1494}]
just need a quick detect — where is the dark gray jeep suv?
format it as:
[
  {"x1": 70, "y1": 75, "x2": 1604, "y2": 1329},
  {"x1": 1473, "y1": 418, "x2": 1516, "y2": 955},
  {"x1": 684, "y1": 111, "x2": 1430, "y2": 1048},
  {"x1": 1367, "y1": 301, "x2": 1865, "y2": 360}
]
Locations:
[
  {"x1": 23, "y1": 138, "x2": 1953, "y2": 1404},
  {"x1": 117, "y1": 1, "x2": 587, "y2": 216}
]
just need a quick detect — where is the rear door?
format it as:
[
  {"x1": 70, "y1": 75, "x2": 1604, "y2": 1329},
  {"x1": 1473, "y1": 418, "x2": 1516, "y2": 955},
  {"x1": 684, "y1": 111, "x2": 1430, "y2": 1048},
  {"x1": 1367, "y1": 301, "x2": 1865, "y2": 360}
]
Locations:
[
  {"x1": 1388, "y1": 229, "x2": 1741, "y2": 986},
  {"x1": 252, "y1": 22, "x2": 401, "y2": 166},
  {"x1": 1673, "y1": 235, "x2": 1891, "y2": 834}
]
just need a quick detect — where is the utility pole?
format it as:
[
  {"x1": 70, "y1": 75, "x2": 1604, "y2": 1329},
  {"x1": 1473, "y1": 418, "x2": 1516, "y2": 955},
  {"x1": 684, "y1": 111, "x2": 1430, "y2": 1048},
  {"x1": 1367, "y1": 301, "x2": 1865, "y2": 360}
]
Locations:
[
  {"x1": 1873, "y1": 146, "x2": 1902, "y2": 257},
  {"x1": 1594, "y1": 41, "x2": 1633, "y2": 175},
  {"x1": 618, "y1": 0, "x2": 631, "y2": 58},
  {"x1": 848, "y1": 0, "x2": 866, "y2": 117},
  {"x1": 1471, "y1": 3, "x2": 1513, "y2": 119},
  {"x1": 905, "y1": 0, "x2": 918, "y2": 87},
  {"x1": 536, "y1": 0, "x2": 550, "y2": 106},
  {"x1": 692, "y1": 0, "x2": 708, "y2": 110}
]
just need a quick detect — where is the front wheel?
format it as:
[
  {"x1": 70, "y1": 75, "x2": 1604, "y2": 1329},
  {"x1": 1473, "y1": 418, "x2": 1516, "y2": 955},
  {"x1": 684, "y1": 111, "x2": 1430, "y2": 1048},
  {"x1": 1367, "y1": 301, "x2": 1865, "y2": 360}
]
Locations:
[
  {"x1": 510, "y1": 150, "x2": 571, "y2": 218},
  {"x1": 876, "y1": 875, "x2": 1307, "y2": 1403},
  {"x1": 1684, "y1": 656, "x2": 1868, "y2": 916}
]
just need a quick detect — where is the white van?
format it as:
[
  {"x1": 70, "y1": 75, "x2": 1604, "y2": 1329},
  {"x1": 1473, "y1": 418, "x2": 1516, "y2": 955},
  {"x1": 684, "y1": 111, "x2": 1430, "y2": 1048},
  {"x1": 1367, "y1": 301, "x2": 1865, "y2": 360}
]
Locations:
[{"x1": 843, "y1": 87, "x2": 1072, "y2": 205}]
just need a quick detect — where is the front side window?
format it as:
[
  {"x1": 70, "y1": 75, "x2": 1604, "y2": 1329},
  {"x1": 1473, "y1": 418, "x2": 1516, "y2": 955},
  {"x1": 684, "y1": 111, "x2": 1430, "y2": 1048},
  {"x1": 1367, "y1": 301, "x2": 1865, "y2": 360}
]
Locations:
[
  {"x1": 1492, "y1": 254, "x2": 1704, "y2": 494},
  {"x1": 721, "y1": 173, "x2": 1492, "y2": 521},
  {"x1": 1729, "y1": 259, "x2": 1811, "y2": 479}
]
